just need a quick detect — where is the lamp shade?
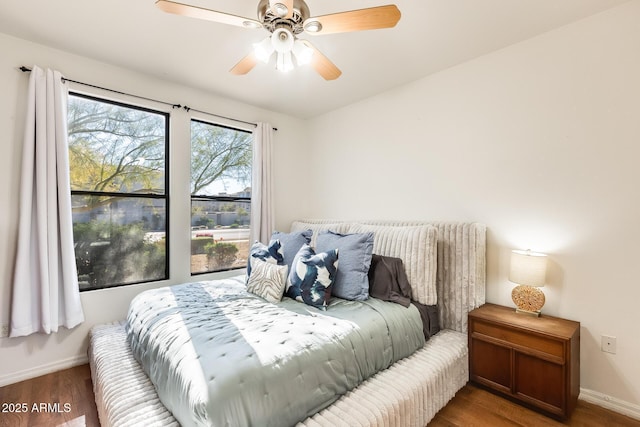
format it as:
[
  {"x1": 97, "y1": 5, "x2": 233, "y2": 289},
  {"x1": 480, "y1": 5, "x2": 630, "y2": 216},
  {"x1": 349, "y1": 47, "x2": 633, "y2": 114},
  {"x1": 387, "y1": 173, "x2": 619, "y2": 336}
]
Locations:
[
  {"x1": 276, "y1": 51, "x2": 294, "y2": 72},
  {"x1": 253, "y1": 37, "x2": 274, "y2": 63},
  {"x1": 292, "y1": 40, "x2": 314, "y2": 65},
  {"x1": 509, "y1": 250, "x2": 547, "y2": 287}
]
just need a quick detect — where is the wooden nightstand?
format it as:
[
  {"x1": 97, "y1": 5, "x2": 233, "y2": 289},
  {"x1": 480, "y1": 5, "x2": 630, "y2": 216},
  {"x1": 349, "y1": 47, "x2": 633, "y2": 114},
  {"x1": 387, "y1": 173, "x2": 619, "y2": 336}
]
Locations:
[{"x1": 468, "y1": 303, "x2": 580, "y2": 419}]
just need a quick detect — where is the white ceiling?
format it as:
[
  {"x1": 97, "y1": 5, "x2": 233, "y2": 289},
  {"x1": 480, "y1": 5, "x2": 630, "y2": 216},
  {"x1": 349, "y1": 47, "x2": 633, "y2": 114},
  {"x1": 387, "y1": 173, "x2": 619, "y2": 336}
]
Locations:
[{"x1": 0, "y1": 0, "x2": 628, "y2": 118}]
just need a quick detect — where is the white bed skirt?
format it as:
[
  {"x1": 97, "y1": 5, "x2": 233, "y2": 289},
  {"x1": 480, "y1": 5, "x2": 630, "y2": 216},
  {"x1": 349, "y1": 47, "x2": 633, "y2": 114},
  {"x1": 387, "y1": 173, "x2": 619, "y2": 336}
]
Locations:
[{"x1": 89, "y1": 322, "x2": 468, "y2": 427}]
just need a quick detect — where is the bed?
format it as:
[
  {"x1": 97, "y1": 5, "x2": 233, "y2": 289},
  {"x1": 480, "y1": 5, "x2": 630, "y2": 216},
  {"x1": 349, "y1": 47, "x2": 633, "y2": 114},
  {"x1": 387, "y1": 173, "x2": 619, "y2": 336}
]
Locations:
[{"x1": 89, "y1": 220, "x2": 486, "y2": 426}]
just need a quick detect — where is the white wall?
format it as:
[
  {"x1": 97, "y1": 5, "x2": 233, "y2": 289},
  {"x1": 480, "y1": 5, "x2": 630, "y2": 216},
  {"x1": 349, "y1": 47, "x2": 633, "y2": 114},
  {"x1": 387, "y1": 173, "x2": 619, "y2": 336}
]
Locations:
[
  {"x1": 306, "y1": 1, "x2": 640, "y2": 410},
  {"x1": 0, "y1": 32, "x2": 307, "y2": 385}
]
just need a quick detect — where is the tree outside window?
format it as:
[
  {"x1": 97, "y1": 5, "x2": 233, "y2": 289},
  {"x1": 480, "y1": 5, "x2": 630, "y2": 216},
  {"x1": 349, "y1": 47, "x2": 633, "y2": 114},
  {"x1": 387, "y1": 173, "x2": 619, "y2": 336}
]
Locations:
[
  {"x1": 68, "y1": 94, "x2": 169, "y2": 290},
  {"x1": 190, "y1": 120, "x2": 252, "y2": 274}
]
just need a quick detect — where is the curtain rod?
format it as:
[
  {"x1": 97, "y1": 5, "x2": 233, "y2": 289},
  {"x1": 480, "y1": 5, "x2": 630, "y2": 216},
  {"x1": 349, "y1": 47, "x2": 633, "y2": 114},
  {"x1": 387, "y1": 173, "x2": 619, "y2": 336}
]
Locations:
[{"x1": 19, "y1": 66, "x2": 277, "y2": 131}]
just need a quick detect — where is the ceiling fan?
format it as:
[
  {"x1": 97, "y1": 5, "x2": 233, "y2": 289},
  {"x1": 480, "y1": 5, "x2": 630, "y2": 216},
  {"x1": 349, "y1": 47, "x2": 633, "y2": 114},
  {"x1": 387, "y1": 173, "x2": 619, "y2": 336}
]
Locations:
[{"x1": 155, "y1": 0, "x2": 401, "y2": 80}]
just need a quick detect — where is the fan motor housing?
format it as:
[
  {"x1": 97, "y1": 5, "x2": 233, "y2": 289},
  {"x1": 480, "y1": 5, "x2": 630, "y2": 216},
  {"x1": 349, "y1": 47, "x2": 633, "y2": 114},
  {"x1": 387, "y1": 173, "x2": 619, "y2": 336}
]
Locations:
[{"x1": 257, "y1": 0, "x2": 310, "y2": 34}]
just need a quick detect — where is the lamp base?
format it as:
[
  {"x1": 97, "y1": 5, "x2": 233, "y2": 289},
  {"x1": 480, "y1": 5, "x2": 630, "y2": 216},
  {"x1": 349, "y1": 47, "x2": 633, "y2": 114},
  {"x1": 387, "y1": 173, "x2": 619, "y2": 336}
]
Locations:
[
  {"x1": 511, "y1": 284, "x2": 545, "y2": 316},
  {"x1": 515, "y1": 307, "x2": 541, "y2": 317}
]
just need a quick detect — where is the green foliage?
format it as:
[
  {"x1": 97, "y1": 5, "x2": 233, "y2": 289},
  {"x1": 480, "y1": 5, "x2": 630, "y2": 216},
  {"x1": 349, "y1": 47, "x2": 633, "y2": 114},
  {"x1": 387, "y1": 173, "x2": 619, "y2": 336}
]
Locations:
[
  {"x1": 68, "y1": 95, "x2": 166, "y2": 195},
  {"x1": 143, "y1": 239, "x2": 166, "y2": 278},
  {"x1": 193, "y1": 216, "x2": 209, "y2": 227},
  {"x1": 190, "y1": 121, "x2": 252, "y2": 195},
  {"x1": 205, "y1": 241, "x2": 238, "y2": 269},
  {"x1": 74, "y1": 221, "x2": 166, "y2": 287},
  {"x1": 191, "y1": 237, "x2": 211, "y2": 255}
]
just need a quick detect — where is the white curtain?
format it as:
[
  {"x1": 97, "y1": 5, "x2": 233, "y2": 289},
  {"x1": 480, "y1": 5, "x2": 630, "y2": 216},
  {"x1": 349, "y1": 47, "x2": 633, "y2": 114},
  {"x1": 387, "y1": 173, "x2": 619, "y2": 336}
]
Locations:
[
  {"x1": 249, "y1": 123, "x2": 275, "y2": 244},
  {"x1": 10, "y1": 66, "x2": 84, "y2": 337}
]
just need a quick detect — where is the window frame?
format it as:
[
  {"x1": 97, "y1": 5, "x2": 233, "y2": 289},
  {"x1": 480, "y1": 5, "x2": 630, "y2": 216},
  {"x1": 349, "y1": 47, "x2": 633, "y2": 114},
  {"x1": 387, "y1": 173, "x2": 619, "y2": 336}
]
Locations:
[
  {"x1": 189, "y1": 118, "x2": 253, "y2": 276},
  {"x1": 69, "y1": 91, "x2": 171, "y2": 291}
]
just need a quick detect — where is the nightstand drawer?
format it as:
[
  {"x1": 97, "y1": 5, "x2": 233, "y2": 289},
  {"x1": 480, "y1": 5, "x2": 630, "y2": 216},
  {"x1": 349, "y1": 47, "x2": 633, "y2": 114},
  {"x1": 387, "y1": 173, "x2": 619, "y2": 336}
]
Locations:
[{"x1": 473, "y1": 320, "x2": 564, "y2": 359}]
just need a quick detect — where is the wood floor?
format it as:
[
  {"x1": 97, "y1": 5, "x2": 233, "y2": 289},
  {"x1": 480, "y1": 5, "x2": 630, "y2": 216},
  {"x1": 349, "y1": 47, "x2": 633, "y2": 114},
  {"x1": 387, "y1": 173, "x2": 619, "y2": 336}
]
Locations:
[
  {"x1": 429, "y1": 383, "x2": 640, "y2": 427},
  {"x1": 0, "y1": 365, "x2": 99, "y2": 427},
  {"x1": 1, "y1": 365, "x2": 639, "y2": 427}
]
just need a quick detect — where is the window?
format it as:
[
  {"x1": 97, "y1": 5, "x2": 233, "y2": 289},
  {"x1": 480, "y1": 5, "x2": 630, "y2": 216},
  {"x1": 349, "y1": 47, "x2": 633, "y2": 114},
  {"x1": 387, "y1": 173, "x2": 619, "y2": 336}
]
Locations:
[
  {"x1": 68, "y1": 94, "x2": 169, "y2": 290},
  {"x1": 190, "y1": 120, "x2": 252, "y2": 274}
]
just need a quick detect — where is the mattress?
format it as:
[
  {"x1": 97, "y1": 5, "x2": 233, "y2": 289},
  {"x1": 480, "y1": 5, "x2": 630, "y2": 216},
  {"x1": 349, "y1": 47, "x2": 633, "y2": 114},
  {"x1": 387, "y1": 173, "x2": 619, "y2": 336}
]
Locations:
[
  {"x1": 126, "y1": 276, "x2": 425, "y2": 427},
  {"x1": 89, "y1": 322, "x2": 468, "y2": 427}
]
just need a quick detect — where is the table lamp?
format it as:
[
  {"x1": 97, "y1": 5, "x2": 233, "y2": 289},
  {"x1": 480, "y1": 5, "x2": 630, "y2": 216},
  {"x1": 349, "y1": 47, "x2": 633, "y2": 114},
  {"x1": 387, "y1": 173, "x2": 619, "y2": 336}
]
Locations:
[{"x1": 509, "y1": 249, "x2": 548, "y2": 317}]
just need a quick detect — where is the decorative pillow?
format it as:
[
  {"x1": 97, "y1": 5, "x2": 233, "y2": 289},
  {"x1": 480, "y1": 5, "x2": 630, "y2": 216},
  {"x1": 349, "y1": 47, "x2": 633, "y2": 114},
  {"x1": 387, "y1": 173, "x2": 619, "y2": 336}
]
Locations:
[
  {"x1": 368, "y1": 254, "x2": 412, "y2": 307},
  {"x1": 346, "y1": 223, "x2": 437, "y2": 306},
  {"x1": 290, "y1": 221, "x2": 351, "y2": 247},
  {"x1": 285, "y1": 244, "x2": 339, "y2": 310},
  {"x1": 271, "y1": 229, "x2": 312, "y2": 271},
  {"x1": 247, "y1": 239, "x2": 284, "y2": 278},
  {"x1": 246, "y1": 258, "x2": 288, "y2": 303},
  {"x1": 315, "y1": 230, "x2": 374, "y2": 301}
]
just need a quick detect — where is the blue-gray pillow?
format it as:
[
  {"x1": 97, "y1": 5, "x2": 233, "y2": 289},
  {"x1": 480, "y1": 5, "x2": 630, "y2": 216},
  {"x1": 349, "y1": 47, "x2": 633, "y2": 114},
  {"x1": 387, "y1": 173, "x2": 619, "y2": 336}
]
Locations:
[
  {"x1": 271, "y1": 229, "x2": 312, "y2": 271},
  {"x1": 285, "y1": 244, "x2": 339, "y2": 310},
  {"x1": 316, "y1": 230, "x2": 374, "y2": 301},
  {"x1": 247, "y1": 239, "x2": 284, "y2": 278}
]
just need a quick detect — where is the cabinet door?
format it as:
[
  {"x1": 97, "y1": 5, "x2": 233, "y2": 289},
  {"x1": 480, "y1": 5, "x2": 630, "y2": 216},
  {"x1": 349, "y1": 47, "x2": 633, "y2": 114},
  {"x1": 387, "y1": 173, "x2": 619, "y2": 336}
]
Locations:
[
  {"x1": 470, "y1": 337, "x2": 512, "y2": 392},
  {"x1": 514, "y1": 352, "x2": 565, "y2": 415}
]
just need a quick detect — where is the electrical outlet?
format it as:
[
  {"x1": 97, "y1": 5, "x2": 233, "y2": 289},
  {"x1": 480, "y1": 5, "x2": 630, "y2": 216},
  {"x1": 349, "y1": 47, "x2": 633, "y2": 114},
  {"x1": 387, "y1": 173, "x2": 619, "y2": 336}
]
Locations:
[
  {"x1": 601, "y1": 335, "x2": 617, "y2": 354},
  {"x1": 0, "y1": 324, "x2": 9, "y2": 338}
]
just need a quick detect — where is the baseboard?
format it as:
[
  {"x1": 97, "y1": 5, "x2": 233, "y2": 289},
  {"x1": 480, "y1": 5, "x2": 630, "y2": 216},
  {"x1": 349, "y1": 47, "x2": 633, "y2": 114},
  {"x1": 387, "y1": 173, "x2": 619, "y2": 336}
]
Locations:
[
  {"x1": 0, "y1": 354, "x2": 88, "y2": 387},
  {"x1": 580, "y1": 388, "x2": 640, "y2": 421}
]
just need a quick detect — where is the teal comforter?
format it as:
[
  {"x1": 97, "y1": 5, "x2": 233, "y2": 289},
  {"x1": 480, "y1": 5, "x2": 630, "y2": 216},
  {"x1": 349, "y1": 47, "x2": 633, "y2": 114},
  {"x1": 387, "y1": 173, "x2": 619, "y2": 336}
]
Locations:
[{"x1": 126, "y1": 275, "x2": 424, "y2": 427}]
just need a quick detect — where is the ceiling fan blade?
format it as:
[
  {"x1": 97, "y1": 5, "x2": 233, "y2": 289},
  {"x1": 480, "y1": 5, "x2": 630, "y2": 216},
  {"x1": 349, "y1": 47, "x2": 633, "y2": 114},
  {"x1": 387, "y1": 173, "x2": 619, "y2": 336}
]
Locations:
[
  {"x1": 269, "y1": 0, "x2": 294, "y2": 19},
  {"x1": 156, "y1": 0, "x2": 262, "y2": 29},
  {"x1": 300, "y1": 40, "x2": 342, "y2": 81},
  {"x1": 230, "y1": 52, "x2": 259, "y2": 75},
  {"x1": 303, "y1": 5, "x2": 401, "y2": 35}
]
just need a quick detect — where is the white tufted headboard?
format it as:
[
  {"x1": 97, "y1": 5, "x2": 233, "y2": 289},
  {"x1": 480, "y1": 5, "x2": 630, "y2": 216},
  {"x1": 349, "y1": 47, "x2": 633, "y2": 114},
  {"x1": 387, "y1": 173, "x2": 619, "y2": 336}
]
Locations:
[{"x1": 290, "y1": 220, "x2": 486, "y2": 334}]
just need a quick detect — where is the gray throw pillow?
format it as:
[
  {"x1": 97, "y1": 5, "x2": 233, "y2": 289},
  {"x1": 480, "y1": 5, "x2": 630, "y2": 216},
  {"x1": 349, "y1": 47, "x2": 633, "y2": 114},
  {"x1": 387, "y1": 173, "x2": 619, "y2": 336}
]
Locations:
[
  {"x1": 316, "y1": 230, "x2": 374, "y2": 301},
  {"x1": 271, "y1": 229, "x2": 312, "y2": 271}
]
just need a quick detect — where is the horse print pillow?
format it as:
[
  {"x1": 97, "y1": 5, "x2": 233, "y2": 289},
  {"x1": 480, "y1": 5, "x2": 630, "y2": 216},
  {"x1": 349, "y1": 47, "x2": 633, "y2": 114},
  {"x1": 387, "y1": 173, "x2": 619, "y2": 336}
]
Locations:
[
  {"x1": 285, "y1": 244, "x2": 339, "y2": 310},
  {"x1": 247, "y1": 239, "x2": 284, "y2": 279}
]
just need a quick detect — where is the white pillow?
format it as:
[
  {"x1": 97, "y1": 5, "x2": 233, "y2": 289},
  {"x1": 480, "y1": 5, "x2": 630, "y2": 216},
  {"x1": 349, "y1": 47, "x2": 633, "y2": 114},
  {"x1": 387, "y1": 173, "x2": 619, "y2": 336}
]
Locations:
[
  {"x1": 347, "y1": 223, "x2": 437, "y2": 306},
  {"x1": 246, "y1": 257, "x2": 288, "y2": 303}
]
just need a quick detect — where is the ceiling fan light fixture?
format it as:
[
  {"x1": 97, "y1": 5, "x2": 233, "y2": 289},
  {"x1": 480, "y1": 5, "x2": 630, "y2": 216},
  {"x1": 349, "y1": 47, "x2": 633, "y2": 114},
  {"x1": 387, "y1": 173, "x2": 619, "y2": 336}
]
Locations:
[
  {"x1": 253, "y1": 37, "x2": 275, "y2": 63},
  {"x1": 243, "y1": 20, "x2": 263, "y2": 29},
  {"x1": 276, "y1": 51, "x2": 294, "y2": 72},
  {"x1": 272, "y1": 2, "x2": 289, "y2": 18},
  {"x1": 156, "y1": 0, "x2": 401, "y2": 80},
  {"x1": 303, "y1": 20, "x2": 322, "y2": 33},
  {"x1": 292, "y1": 40, "x2": 313, "y2": 65},
  {"x1": 271, "y1": 27, "x2": 294, "y2": 53}
]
